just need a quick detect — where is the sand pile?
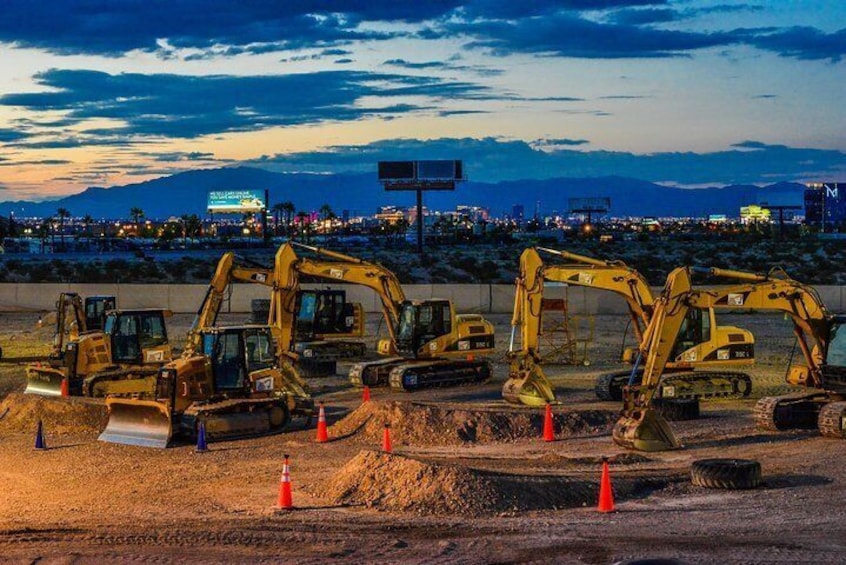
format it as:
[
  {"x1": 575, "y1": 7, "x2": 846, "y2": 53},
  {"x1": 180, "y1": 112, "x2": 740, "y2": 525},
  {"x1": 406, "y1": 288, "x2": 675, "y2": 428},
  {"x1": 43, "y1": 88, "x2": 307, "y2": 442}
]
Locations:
[
  {"x1": 329, "y1": 401, "x2": 616, "y2": 446},
  {"x1": 0, "y1": 392, "x2": 108, "y2": 435},
  {"x1": 322, "y1": 450, "x2": 666, "y2": 516}
]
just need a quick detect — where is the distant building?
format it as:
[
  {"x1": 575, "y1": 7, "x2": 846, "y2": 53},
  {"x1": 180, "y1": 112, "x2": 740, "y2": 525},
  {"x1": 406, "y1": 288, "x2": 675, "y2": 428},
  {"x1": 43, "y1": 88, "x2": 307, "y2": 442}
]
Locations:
[
  {"x1": 805, "y1": 182, "x2": 846, "y2": 230},
  {"x1": 512, "y1": 204, "x2": 524, "y2": 221},
  {"x1": 740, "y1": 205, "x2": 771, "y2": 224}
]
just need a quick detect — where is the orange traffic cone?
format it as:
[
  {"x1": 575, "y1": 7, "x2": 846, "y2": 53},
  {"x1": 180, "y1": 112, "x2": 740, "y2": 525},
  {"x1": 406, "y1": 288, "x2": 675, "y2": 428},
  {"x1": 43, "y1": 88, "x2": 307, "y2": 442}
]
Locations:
[
  {"x1": 276, "y1": 454, "x2": 293, "y2": 510},
  {"x1": 60, "y1": 378, "x2": 69, "y2": 397},
  {"x1": 598, "y1": 460, "x2": 615, "y2": 513},
  {"x1": 543, "y1": 403, "x2": 554, "y2": 442},
  {"x1": 362, "y1": 386, "x2": 371, "y2": 402},
  {"x1": 316, "y1": 402, "x2": 329, "y2": 443},
  {"x1": 382, "y1": 422, "x2": 392, "y2": 454}
]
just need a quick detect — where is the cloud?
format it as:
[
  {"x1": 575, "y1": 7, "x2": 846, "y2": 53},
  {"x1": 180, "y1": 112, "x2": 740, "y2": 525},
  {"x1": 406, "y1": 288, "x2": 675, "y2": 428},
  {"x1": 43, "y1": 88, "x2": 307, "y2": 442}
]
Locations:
[
  {"x1": 0, "y1": 159, "x2": 71, "y2": 167},
  {"x1": 532, "y1": 138, "x2": 590, "y2": 147},
  {"x1": 0, "y1": 1, "x2": 466, "y2": 56},
  {"x1": 244, "y1": 136, "x2": 846, "y2": 185},
  {"x1": 0, "y1": 69, "x2": 494, "y2": 140},
  {"x1": 0, "y1": 129, "x2": 30, "y2": 142},
  {"x1": 746, "y1": 26, "x2": 846, "y2": 62}
]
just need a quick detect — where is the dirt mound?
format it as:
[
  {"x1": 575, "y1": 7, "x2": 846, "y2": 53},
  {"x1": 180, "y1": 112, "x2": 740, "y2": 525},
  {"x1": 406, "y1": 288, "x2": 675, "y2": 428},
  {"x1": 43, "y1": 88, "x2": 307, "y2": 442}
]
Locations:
[
  {"x1": 0, "y1": 392, "x2": 107, "y2": 435},
  {"x1": 329, "y1": 401, "x2": 616, "y2": 446},
  {"x1": 322, "y1": 450, "x2": 668, "y2": 516}
]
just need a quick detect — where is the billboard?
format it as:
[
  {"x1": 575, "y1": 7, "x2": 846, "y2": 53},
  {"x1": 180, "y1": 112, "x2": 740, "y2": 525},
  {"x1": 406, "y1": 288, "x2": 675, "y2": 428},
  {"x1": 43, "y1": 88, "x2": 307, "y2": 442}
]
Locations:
[
  {"x1": 378, "y1": 160, "x2": 464, "y2": 190},
  {"x1": 207, "y1": 189, "x2": 267, "y2": 213}
]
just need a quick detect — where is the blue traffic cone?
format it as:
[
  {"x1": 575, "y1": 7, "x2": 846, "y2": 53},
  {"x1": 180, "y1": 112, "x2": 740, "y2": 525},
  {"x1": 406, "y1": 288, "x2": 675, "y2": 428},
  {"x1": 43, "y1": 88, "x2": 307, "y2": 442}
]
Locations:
[
  {"x1": 35, "y1": 420, "x2": 47, "y2": 450},
  {"x1": 195, "y1": 421, "x2": 208, "y2": 453}
]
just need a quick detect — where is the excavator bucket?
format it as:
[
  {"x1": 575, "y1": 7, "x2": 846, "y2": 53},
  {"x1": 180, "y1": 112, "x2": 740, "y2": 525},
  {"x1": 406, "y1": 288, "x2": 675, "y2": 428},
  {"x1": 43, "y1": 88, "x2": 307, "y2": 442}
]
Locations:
[
  {"x1": 502, "y1": 358, "x2": 557, "y2": 406},
  {"x1": 612, "y1": 408, "x2": 680, "y2": 452},
  {"x1": 98, "y1": 398, "x2": 173, "y2": 448},
  {"x1": 24, "y1": 366, "x2": 67, "y2": 397}
]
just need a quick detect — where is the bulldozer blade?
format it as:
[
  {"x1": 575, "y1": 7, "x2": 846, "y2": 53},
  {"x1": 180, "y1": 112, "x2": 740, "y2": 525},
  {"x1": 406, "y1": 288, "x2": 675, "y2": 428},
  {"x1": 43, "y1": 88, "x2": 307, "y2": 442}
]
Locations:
[
  {"x1": 612, "y1": 409, "x2": 681, "y2": 452},
  {"x1": 502, "y1": 365, "x2": 557, "y2": 406},
  {"x1": 24, "y1": 366, "x2": 67, "y2": 397},
  {"x1": 98, "y1": 398, "x2": 173, "y2": 448}
]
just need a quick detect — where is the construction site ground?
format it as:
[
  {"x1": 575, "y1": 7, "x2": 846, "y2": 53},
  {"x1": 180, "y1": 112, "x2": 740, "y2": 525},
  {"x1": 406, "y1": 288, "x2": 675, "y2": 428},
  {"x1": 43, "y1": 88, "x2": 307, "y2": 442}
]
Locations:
[{"x1": 1, "y1": 311, "x2": 844, "y2": 564}]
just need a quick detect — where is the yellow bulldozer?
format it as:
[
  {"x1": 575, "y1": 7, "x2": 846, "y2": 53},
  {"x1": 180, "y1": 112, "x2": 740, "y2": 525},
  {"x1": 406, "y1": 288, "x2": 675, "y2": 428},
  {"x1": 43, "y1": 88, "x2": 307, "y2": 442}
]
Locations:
[
  {"x1": 25, "y1": 292, "x2": 173, "y2": 397},
  {"x1": 99, "y1": 324, "x2": 313, "y2": 447}
]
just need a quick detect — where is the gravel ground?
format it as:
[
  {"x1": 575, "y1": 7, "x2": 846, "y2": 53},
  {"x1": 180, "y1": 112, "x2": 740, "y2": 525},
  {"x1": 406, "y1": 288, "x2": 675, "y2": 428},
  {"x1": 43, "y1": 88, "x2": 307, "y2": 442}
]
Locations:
[{"x1": 0, "y1": 311, "x2": 844, "y2": 564}]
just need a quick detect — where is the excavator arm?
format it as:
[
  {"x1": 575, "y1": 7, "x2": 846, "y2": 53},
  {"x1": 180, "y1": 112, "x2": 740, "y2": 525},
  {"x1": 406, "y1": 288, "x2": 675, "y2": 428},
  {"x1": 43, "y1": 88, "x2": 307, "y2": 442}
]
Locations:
[
  {"x1": 273, "y1": 241, "x2": 406, "y2": 352},
  {"x1": 184, "y1": 252, "x2": 273, "y2": 355},
  {"x1": 614, "y1": 266, "x2": 831, "y2": 451},
  {"x1": 504, "y1": 247, "x2": 656, "y2": 406}
]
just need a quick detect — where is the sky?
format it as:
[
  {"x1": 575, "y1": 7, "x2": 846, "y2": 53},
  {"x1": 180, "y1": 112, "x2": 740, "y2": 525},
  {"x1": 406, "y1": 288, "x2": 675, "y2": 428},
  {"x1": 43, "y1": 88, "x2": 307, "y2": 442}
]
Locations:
[{"x1": 0, "y1": 0, "x2": 844, "y2": 202}]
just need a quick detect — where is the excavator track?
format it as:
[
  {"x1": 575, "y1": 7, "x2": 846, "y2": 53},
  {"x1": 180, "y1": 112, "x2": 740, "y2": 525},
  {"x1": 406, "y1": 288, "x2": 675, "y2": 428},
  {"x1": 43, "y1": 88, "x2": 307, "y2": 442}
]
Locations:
[
  {"x1": 349, "y1": 358, "x2": 401, "y2": 387},
  {"x1": 181, "y1": 397, "x2": 292, "y2": 442},
  {"x1": 388, "y1": 360, "x2": 492, "y2": 392},
  {"x1": 817, "y1": 401, "x2": 846, "y2": 438},
  {"x1": 595, "y1": 369, "x2": 752, "y2": 402},
  {"x1": 754, "y1": 393, "x2": 827, "y2": 431}
]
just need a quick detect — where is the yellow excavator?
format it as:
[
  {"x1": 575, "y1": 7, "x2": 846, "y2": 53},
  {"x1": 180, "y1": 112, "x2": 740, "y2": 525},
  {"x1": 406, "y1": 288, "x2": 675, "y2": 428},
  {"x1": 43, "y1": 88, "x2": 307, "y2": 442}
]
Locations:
[
  {"x1": 24, "y1": 292, "x2": 173, "y2": 397},
  {"x1": 181, "y1": 250, "x2": 366, "y2": 376},
  {"x1": 275, "y1": 242, "x2": 496, "y2": 392},
  {"x1": 505, "y1": 247, "x2": 755, "y2": 406},
  {"x1": 613, "y1": 265, "x2": 846, "y2": 452},
  {"x1": 99, "y1": 248, "x2": 319, "y2": 448}
]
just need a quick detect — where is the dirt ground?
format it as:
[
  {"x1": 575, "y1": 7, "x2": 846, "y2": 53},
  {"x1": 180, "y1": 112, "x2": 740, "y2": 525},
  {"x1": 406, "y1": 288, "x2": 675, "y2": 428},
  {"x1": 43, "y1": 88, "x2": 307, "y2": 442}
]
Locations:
[{"x1": 1, "y1": 310, "x2": 844, "y2": 564}]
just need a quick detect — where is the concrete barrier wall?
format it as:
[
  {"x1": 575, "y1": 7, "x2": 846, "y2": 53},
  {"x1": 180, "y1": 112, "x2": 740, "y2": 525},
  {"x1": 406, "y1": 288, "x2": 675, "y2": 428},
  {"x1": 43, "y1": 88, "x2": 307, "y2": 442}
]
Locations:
[{"x1": 1, "y1": 283, "x2": 845, "y2": 315}]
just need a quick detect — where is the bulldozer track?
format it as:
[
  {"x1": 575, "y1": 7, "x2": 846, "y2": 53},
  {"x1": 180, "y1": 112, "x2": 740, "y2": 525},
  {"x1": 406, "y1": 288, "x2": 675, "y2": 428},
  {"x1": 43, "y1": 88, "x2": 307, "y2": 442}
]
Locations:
[{"x1": 596, "y1": 369, "x2": 753, "y2": 402}]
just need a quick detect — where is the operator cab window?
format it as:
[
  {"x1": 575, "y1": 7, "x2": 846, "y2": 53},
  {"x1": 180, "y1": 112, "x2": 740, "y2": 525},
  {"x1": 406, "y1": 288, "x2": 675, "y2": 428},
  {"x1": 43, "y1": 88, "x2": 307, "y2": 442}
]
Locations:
[
  {"x1": 212, "y1": 332, "x2": 246, "y2": 390},
  {"x1": 112, "y1": 314, "x2": 140, "y2": 362},
  {"x1": 139, "y1": 312, "x2": 167, "y2": 348},
  {"x1": 245, "y1": 328, "x2": 275, "y2": 372},
  {"x1": 826, "y1": 323, "x2": 846, "y2": 368}
]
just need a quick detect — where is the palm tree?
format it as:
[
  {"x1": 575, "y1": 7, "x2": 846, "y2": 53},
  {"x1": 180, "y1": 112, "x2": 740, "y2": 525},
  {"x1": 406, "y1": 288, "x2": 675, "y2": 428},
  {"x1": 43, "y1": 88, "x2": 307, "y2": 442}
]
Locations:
[
  {"x1": 295, "y1": 211, "x2": 309, "y2": 241},
  {"x1": 281, "y1": 201, "x2": 295, "y2": 238},
  {"x1": 130, "y1": 207, "x2": 144, "y2": 228},
  {"x1": 56, "y1": 207, "x2": 70, "y2": 251},
  {"x1": 82, "y1": 214, "x2": 93, "y2": 238}
]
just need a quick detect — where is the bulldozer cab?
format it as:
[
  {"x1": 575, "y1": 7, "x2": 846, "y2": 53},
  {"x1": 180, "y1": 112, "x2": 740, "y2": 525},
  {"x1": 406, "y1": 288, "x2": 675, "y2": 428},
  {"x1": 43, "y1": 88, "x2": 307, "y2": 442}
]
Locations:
[
  {"x1": 395, "y1": 300, "x2": 452, "y2": 355},
  {"x1": 84, "y1": 295, "x2": 116, "y2": 331},
  {"x1": 294, "y1": 290, "x2": 358, "y2": 340},
  {"x1": 202, "y1": 326, "x2": 276, "y2": 392},
  {"x1": 104, "y1": 310, "x2": 170, "y2": 364}
]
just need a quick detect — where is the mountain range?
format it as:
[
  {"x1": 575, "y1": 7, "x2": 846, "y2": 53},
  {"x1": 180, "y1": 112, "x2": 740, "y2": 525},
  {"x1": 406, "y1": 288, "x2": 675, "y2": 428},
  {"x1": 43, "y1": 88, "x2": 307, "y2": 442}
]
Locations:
[{"x1": 0, "y1": 166, "x2": 806, "y2": 220}]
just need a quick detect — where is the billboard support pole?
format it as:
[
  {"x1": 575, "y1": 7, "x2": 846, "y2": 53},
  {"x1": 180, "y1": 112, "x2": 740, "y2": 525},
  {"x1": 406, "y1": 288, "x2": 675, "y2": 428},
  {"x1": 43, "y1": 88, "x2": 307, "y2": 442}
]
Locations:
[
  {"x1": 262, "y1": 189, "x2": 270, "y2": 245},
  {"x1": 416, "y1": 188, "x2": 424, "y2": 254}
]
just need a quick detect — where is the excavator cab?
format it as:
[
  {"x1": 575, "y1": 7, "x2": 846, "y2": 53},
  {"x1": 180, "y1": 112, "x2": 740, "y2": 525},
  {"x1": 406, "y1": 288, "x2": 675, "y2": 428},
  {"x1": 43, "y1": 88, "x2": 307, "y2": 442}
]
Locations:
[
  {"x1": 294, "y1": 290, "x2": 360, "y2": 340},
  {"x1": 84, "y1": 295, "x2": 116, "y2": 331},
  {"x1": 395, "y1": 300, "x2": 453, "y2": 356}
]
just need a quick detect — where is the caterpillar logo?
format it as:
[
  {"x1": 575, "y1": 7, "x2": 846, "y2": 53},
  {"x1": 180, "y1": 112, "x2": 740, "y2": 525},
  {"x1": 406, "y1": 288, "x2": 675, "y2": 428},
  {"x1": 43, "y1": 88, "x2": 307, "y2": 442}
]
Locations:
[
  {"x1": 727, "y1": 293, "x2": 745, "y2": 306},
  {"x1": 577, "y1": 272, "x2": 595, "y2": 285}
]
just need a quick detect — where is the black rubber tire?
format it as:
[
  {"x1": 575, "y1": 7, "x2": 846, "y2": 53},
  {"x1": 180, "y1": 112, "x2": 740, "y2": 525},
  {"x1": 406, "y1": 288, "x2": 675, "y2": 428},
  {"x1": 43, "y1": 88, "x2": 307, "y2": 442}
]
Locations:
[
  {"x1": 690, "y1": 458, "x2": 762, "y2": 489},
  {"x1": 653, "y1": 397, "x2": 700, "y2": 421}
]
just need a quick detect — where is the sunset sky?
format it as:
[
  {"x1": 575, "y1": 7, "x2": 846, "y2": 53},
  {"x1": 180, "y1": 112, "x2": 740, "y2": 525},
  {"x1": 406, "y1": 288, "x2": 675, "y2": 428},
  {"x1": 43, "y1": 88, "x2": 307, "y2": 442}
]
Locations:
[{"x1": 0, "y1": 1, "x2": 844, "y2": 202}]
